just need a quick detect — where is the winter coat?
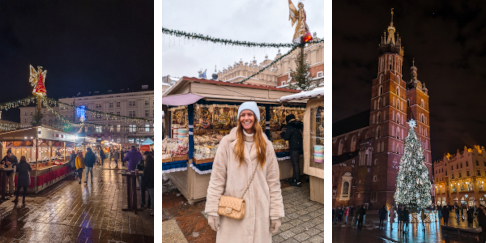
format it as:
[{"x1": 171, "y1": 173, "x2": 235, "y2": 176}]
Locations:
[
  {"x1": 143, "y1": 155, "x2": 154, "y2": 189},
  {"x1": 84, "y1": 150, "x2": 96, "y2": 167},
  {"x1": 379, "y1": 207, "x2": 387, "y2": 220},
  {"x1": 344, "y1": 208, "x2": 349, "y2": 217},
  {"x1": 113, "y1": 150, "x2": 119, "y2": 160},
  {"x1": 397, "y1": 208, "x2": 402, "y2": 221},
  {"x1": 75, "y1": 155, "x2": 85, "y2": 169},
  {"x1": 280, "y1": 120, "x2": 303, "y2": 152},
  {"x1": 468, "y1": 209, "x2": 474, "y2": 224},
  {"x1": 389, "y1": 208, "x2": 395, "y2": 223},
  {"x1": 442, "y1": 207, "x2": 450, "y2": 219},
  {"x1": 421, "y1": 211, "x2": 426, "y2": 221},
  {"x1": 100, "y1": 149, "x2": 105, "y2": 160},
  {"x1": 403, "y1": 210, "x2": 410, "y2": 223},
  {"x1": 16, "y1": 160, "x2": 31, "y2": 187},
  {"x1": 69, "y1": 153, "x2": 76, "y2": 169},
  {"x1": 123, "y1": 148, "x2": 143, "y2": 171},
  {"x1": 205, "y1": 127, "x2": 285, "y2": 243},
  {"x1": 1, "y1": 154, "x2": 18, "y2": 176}
]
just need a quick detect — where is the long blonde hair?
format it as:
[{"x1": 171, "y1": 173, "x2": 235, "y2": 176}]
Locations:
[{"x1": 234, "y1": 120, "x2": 267, "y2": 169}]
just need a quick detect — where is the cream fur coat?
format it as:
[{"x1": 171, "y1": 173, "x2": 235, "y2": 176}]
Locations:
[{"x1": 205, "y1": 127, "x2": 285, "y2": 243}]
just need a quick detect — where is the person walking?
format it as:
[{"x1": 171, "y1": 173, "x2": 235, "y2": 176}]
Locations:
[
  {"x1": 121, "y1": 148, "x2": 126, "y2": 167},
  {"x1": 438, "y1": 205, "x2": 443, "y2": 224},
  {"x1": 362, "y1": 206, "x2": 367, "y2": 226},
  {"x1": 99, "y1": 148, "x2": 105, "y2": 167},
  {"x1": 68, "y1": 150, "x2": 76, "y2": 177},
  {"x1": 379, "y1": 205, "x2": 387, "y2": 229},
  {"x1": 123, "y1": 146, "x2": 143, "y2": 172},
  {"x1": 280, "y1": 114, "x2": 303, "y2": 187},
  {"x1": 357, "y1": 206, "x2": 365, "y2": 231},
  {"x1": 143, "y1": 153, "x2": 154, "y2": 216},
  {"x1": 468, "y1": 206, "x2": 474, "y2": 227},
  {"x1": 389, "y1": 206, "x2": 395, "y2": 230},
  {"x1": 75, "y1": 151, "x2": 85, "y2": 184},
  {"x1": 403, "y1": 207, "x2": 410, "y2": 233},
  {"x1": 421, "y1": 209, "x2": 426, "y2": 231},
  {"x1": 1, "y1": 150, "x2": 18, "y2": 197},
  {"x1": 455, "y1": 206, "x2": 460, "y2": 224},
  {"x1": 354, "y1": 206, "x2": 360, "y2": 228},
  {"x1": 344, "y1": 206, "x2": 350, "y2": 225},
  {"x1": 205, "y1": 102, "x2": 284, "y2": 243},
  {"x1": 12, "y1": 156, "x2": 31, "y2": 205},
  {"x1": 477, "y1": 205, "x2": 486, "y2": 242},
  {"x1": 84, "y1": 148, "x2": 96, "y2": 183},
  {"x1": 397, "y1": 205, "x2": 403, "y2": 231},
  {"x1": 442, "y1": 205, "x2": 450, "y2": 226},
  {"x1": 112, "y1": 149, "x2": 119, "y2": 168},
  {"x1": 349, "y1": 206, "x2": 355, "y2": 226}
]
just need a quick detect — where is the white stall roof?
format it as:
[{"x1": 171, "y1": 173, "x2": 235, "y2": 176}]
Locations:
[{"x1": 278, "y1": 87, "x2": 324, "y2": 102}]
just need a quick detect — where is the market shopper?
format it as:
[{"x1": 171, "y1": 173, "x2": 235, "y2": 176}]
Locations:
[
  {"x1": 389, "y1": 206, "x2": 395, "y2": 230},
  {"x1": 112, "y1": 149, "x2": 120, "y2": 167},
  {"x1": 477, "y1": 206, "x2": 486, "y2": 242},
  {"x1": 69, "y1": 150, "x2": 76, "y2": 172},
  {"x1": 442, "y1": 205, "x2": 450, "y2": 225},
  {"x1": 403, "y1": 207, "x2": 410, "y2": 233},
  {"x1": 12, "y1": 156, "x2": 31, "y2": 204},
  {"x1": 379, "y1": 205, "x2": 387, "y2": 228},
  {"x1": 124, "y1": 146, "x2": 143, "y2": 172},
  {"x1": 99, "y1": 148, "x2": 105, "y2": 166},
  {"x1": 280, "y1": 114, "x2": 303, "y2": 187},
  {"x1": 121, "y1": 148, "x2": 127, "y2": 167},
  {"x1": 143, "y1": 153, "x2": 154, "y2": 216},
  {"x1": 1, "y1": 150, "x2": 18, "y2": 197},
  {"x1": 84, "y1": 148, "x2": 96, "y2": 183},
  {"x1": 205, "y1": 101, "x2": 285, "y2": 243},
  {"x1": 75, "y1": 151, "x2": 85, "y2": 184}
]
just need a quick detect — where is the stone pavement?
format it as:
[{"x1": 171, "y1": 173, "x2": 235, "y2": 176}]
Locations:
[
  {"x1": 0, "y1": 163, "x2": 154, "y2": 242},
  {"x1": 162, "y1": 176, "x2": 324, "y2": 243},
  {"x1": 332, "y1": 211, "x2": 478, "y2": 243}
]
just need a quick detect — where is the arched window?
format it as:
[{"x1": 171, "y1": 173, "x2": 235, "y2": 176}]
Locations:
[
  {"x1": 407, "y1": 99, "x2": 410, "y2": 107},
  {"x1": 377, "y1": 98, "x2": 381, "y2": 109},
  {"x1": 377, "y1": 112, "x2": 381, "y2": 123},
  {"x1": 396, "y1": 145, "x2": 400, "y2": 154},
  {"x1": 374, "y1": 100, "x2": 377, "y2": 110},
  {"x1": 342, "y1": 182, "x2": 349, "y2": 197},
  {"x1": 379, "y1": 74, "x2": 383, "y2": 84},
  {"x1": 421, "y1": 114, "x2": 425, "y2": 123},
  {"x1": 365, "y1": 131, "x2": 370, "y2": 139},
  {"x1": 396, "y1": 87, "x2": 400, "y2": 96},
  {"x1": 374, "y1": 159, "x2": 378, "y2": 165},
  {"x1": 376, "y1": 126, "x2": 381, "y2": 138},
  {"x1": 396, "y1": 114, "x2": 400, "y2": 124},
  {"x1": 421, "y1": 99, "x2": 425, "y2": 108},
  {"x1": 351, "y1": 136, "x2": 357, "y2": 152},
  {"x1": 379, "y1": 86, "x2": 383, "y2": 96},
  {"x1": 338, "y1": 140, "x2": 344, "y2": 155},
  {"x1": 396, "y1": 127, "x2": 400, "y2": 139}
]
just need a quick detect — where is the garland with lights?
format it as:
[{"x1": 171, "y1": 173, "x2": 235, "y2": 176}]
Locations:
[
  {"x1": 43, "y1": 97, "x2": 154, "y2": 123},
  {"x1": 163, "y1": 28, "x2": 323, "y2": 48},
  {"x1": 0, "y1": 96, "x2": 36, "y2": 111},
  {"x1": 236, "y1": 45, "x2": 299, "y2": 84}
]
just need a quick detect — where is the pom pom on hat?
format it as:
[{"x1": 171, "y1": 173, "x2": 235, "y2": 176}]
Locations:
[{"x1": 238, "y1": 101, "x2": 260, "y2": 122}]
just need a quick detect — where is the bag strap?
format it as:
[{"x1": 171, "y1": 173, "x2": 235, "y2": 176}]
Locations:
[{"x1": 240, "y1": 163, "x2": 259, "y2": 199}]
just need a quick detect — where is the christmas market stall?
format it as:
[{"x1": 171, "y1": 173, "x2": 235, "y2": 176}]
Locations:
[
  {"x1": 278, "y1": 87, "x2": 324, "y2": 204},
  {"x1": 162, "y1": 77, "x2": 306, "y2": 203},
  {"x1": 0, "y1": 126, "x2": 77, "y2": 193}
]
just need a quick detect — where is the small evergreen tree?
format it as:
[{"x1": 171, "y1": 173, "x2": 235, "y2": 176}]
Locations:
[
  {"x1": 394, "y1": 119, "x2": 432, "y2": 209},
  {"x1": 31, "y1": 108, "x2": 43, "y2": 127},
  {"x1": 288, "y1": 45, "x2": 316, "y2": 91}
]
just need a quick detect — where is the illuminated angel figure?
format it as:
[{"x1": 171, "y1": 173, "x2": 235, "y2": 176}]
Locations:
[
  {"x1": 288, "y1": 0, "x2": 313, "y2": 44},
  {"x1": 29, "y1": 65, "x2": 47, "y2": 96}
]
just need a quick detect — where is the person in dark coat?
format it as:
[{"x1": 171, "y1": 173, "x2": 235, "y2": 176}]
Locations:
[
  {"x1": 143, "y1": 153, "x2": 154, "y2": 216},
  {"x1": 477, "y1": 206, "x2": 486, "y2": 242},
  {"x1": 68, "y1": 150, "x2": 76, "y2": 171},
  {"x1": 438, "y1": 205, "x2": 443, "y2": 223},
  {"x1": 84, "y1": 148, "x2": 96, "y2": 183},
  {"x1": 121, "y1": 148, "x2": 126, "y2": 167},
  {"x1": 12, "y1": 156, "x2": 31, "y2": 204},
  {"x1": 280, "y1": 114, "x2": 303, "y2": 187},
  {"x1": 123, "y1": 146, "x2": 143, "y2": 172},
  {"x1": 379, "y1": 205, "x2": 388, "y2": 228},
  {"x1": 442, "y1": 205, "x2": 450, "y2": 226},
  {"x1": 349, "y1": 206, "x2": 355, "y2": 226},
  {"x1": 357, "y1": 206, "x2": 365, "y2": 230},
  {"x1": 99, "y1": 148, "x2": 105, "y2": 166},
  {"x1": 397, "y1": 206, "x2": 403, "y2": 231},
  {"x1": 112, "y1": 149, "x2": 120, "y2": 167},
  {"x1": 467, "y1": 206, "x2": 474, "y2": 227},
  {"x1": 402, "y1": 208, "x2": 410, "y2": 233},
  {"x1": 455, "y1": 206, "x2": 460, "y2": 224},
  {"x1": 1, "y1": 150, "x2": 18, "y2": 196}
]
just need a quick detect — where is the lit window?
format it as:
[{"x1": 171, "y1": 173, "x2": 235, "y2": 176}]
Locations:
[{"x1": 145, "y1": 124, "x2": 150, "y2": 132}]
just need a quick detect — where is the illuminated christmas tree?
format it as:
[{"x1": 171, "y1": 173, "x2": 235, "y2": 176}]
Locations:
[{"x1": 394, "y1": 119, "x2": 432, "y2": 209}]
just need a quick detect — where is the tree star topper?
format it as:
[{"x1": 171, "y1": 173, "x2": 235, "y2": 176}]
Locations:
[
  {"x1": 288, "y1": 0, "x2": 313, "y2": 44},
  {"x1": 408, "y1": 119, "x2": 417, "y2": 128},
  {"x1": 29, "y1": 65, "x2": 47, "y2": 97}
]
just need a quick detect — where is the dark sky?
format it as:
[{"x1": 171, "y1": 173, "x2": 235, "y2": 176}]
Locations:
[
  {"x1": 333, "y1": 0, "x2": 486, "y2": 162},
  {"x1": 0, "y1": 0, "x2": 154, "y2": 122}
]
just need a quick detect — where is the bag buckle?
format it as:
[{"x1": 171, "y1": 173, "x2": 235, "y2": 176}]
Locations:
[{"x1": 226, "y1": 207, "x2": 231, "y2": 214}]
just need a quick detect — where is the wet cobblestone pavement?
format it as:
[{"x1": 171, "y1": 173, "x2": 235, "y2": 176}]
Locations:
[
  {"x1": 0, "y1": 162, "x2": 154, "y2": 243},
  {"x1": 162, "y1": 177, "x2": 324, "y2": 243},
  {"x1": 332, "y1": 211, "x2": 478, "y2": 243}
]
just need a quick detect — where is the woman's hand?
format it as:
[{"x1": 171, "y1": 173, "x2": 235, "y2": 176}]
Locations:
[
  {"x1": 208, "y1": 215, "x2": 220, "y2": 232},
  {"x1": 270, "y1": 219, "x2": 281, "y2": 234}
]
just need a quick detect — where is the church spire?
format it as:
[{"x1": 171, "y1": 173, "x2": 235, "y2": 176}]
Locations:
[{"x1": 379, "y1": 8, "x2": 404, "y2": 56}]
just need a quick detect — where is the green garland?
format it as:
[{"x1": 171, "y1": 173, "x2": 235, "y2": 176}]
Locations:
[
  {"x1": 0, "y1": 96, "x2": 36, "y2": 111},
  {"x1": 43, "y1": 97, "x2": 154, "y2": 123},
  {"x1": 236, "y1": 45, "x2": 299, "y2": 84},
  {"x1": 163, "y1": 27, "x2": 324, "y2": 48}
]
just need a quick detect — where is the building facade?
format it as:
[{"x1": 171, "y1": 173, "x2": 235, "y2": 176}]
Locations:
[
  {"x1": 434, "y1": 145, "x2": 486, "y2": 207},
  {"x1": 217, "y1": 36, "x2": 323, "y2": 87},
  {"x1": 20, "y1": 87, "x2": 154, "y2": 145},
  {"x1": 332, "y1": 13, "x2": 432, "y2": 210}
]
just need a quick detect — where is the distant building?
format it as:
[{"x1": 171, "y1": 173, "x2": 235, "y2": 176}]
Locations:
[
  {"x1": 217, "y1": 37, "x2": 323, "y2": 88},
  {"x1": 163, "y1": 75, "x2": 178, "y2": 94},
  {"x1": 20, "y1": 85, "x2": 154, "y2": 145},
  {"x1": 434, "y1": 145, "x2": 486, "y2": 207}
]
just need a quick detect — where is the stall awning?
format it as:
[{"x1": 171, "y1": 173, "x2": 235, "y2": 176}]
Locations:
[
  {"x1": 278, "y1": 87, "x2": 324, "y2": 102},
  {"x1": 142, "y1": 138, "x2": 154, "y2": 145},
  {"x1": 162, "y1": 93, "x2": 203, "y2": 106}
]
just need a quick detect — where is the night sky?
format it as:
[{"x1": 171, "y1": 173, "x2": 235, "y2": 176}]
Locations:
[
  {"x1": 0, "y1": 1, "x2": 154, "y2": 122},
  {"x1": 333, "y1": 0, "x2": 486, "y2": 162}
]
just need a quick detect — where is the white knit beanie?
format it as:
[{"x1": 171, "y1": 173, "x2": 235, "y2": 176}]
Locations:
[{"x1": 237, "y1": 101, "x2": 260, "y2": 122}]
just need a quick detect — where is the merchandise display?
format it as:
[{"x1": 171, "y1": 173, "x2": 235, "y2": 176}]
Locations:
[{"x1": 310, "y1": 106, "x2": 324, "y2": 164}]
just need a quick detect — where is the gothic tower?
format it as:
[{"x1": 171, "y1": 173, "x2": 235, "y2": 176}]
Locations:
[
  {"x1": 363, "y1": 9, "x2": 409, "y2": 208},
  {"x1": 406, "y1": 60, "x2": 432, "y2": 176}
]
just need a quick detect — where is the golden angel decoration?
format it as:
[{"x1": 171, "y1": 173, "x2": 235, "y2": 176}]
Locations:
[
  {"x1": 29, "y1": 65, "x2": 47, "y2": 96},
  {"x1": 288, "y1": 0, "x2": 313, "y2": 44}
]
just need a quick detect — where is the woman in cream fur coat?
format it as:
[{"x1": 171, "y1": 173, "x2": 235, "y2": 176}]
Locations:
[{"x1": 205, "y1": 101, "x2": 285, "y2": 243}]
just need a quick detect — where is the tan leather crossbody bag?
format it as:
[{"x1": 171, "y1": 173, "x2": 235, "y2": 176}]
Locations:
[{"x1": 218, "y1": 164, "x2": 258, "y2": 220}]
